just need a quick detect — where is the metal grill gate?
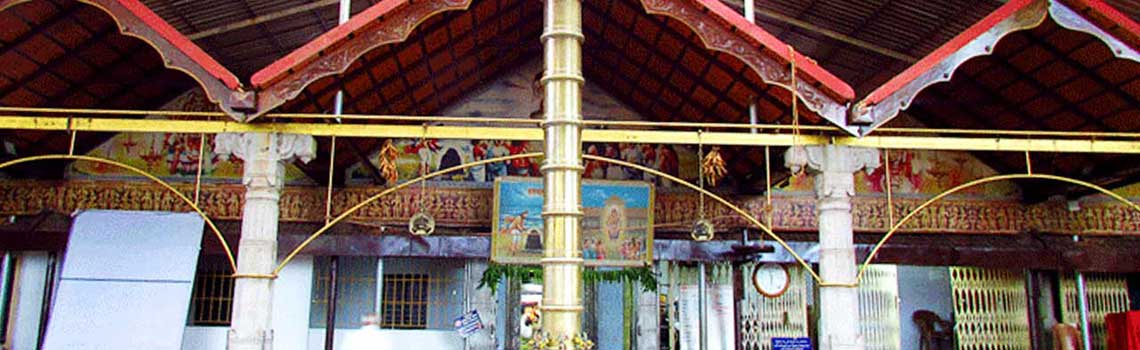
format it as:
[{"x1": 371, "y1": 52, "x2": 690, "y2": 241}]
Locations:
[
  {"x1": 1060, "y1": 273, "x2": 1132, "y2": 350},
  {"x1": 738, "y1": 263, "x2": 809, "y2": 350},
  {"x1": 858, "y1": 265, "x2": 900, "y2": 350},
  {"x1": 949, "y1": 267, "x2": 1031, "y2": 350}
]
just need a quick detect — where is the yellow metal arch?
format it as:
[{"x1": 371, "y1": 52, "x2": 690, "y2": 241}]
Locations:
[
  {"x1": 583, "y1": 155, "x2": 821, "y2": 282},
  {"x1": 856, "y1": 173, "x2": 1140, "y2": 285},
  {"x1": 274, "y1": 152, "x2": 543, "y2": 275},
  {"x1": 0, "y1": 155, "x2": 237, "y2": 273},
  {"x1": 275, "y1": 152, "x2": 822, "y2": 282}
]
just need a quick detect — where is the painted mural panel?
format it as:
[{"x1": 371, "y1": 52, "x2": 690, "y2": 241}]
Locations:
[
  {"x1": 68, "y1": 91, "x2": 310, "y2": 184},
  {"x1": 780, "y1": 150, "x2": 1020, "y2": 198},
  {"x1": 491, "y1": 177, "x2": 653, "y2": 267},
  {"x1": 347, "y1": 138, "x2": 698, "y2": 189},
  {"x1": 346, "y1": 59, "x2": 698, "y2": 186}
]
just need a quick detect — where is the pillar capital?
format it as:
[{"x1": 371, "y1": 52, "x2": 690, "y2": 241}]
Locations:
[
  {"x1": 784, "y1": 145, "x2": 880, "y2": 199},
  {"x1": 215, "y1": 133, "x2": 316, "y2": 190}
]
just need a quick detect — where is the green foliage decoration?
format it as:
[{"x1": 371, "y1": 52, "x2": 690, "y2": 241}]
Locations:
[{"x1": 478, "y1": 262, "x2": 658, "y2": 295}]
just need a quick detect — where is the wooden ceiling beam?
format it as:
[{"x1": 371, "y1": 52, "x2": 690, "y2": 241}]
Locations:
[
  {"x1": 585, "y1": 0, "x2": 766, "y2": 126},
  {"x1": 580, "y1": 25, "x2": 723, "y2": 126},
  {"x1": 0, "y1": 25, "x2": 120, "y2": 103},
  {"x1": 299, "y1": 0, "x2": 532, "y2": 113},
  {"x1": 0, "y1": 1, "x2": 82, "y2": 60},
  {"x1": 1023, "y1": 30, "x2": 1140, "y2": 125},
  {"x1": 338, "y1": 8, "x2": 540, "y2": 114},
  {"x1": 648, "y1": 9, "x2": 798, "y2": 123},
  {"x1": 984, "y1": 34, "x2": 1117, "y2": 132}
]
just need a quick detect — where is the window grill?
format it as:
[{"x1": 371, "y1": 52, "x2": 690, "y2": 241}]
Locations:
[
  {"x1": 379, "y1": 258, "x2": 466, "y2": 330},
  {"x1": 188, "y1": 259, "x2": 234, "y2": 326},
  {"x1": 310, "y1": 256, "x2": 378, "y2": 329},
  {"x1": 381, "y1": 273, "x2": 431, "y2": 329}
]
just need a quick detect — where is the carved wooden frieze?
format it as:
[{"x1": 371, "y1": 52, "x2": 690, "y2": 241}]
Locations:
[{"x1": 2, "y1": 180, "x2": 1137, "y2": 235}]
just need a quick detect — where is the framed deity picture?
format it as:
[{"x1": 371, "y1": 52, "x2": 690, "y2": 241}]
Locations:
[{"x1": 491, "y1": 176, "x2": 654, "y2": 267}]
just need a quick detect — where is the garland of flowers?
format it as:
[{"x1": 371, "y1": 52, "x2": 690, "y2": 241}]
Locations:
[
  {"x1": 525, "y1": 332, "x2": 596, "y2": 350},
  {"x1": 478, "y1": 263, "x2": 658, "y2": 295}
]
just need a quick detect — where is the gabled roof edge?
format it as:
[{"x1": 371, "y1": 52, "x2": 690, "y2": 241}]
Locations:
[
  {"x1": 852, "y1": 0, "x2": 1140, "y2": 136},
  {"x1": 1, "y1": 0, "x2": 247, "y2": 120}
]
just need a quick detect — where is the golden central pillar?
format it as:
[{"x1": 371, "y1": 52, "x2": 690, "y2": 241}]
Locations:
[{"x1": 540, "y1": 0, "x2": 584, "y2": 343}]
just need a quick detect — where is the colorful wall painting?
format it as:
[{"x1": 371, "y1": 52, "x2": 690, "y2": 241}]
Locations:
[
  {"x1": 780, "y1": 149, "x2": 1020, "y2": 198},
  {"x1": 491, "y1": 177, "x2": 653, "y2": 267},
  {"x1": 1107, "y1": 182, "x2": 1140, "y2": 199},
  {"x1": 346, "y1": 139, "x2": 697, "y2": 188},
  {"x1": 346, "y1": 59, "x2": 698, "y2": 186},
  {"x1": 68, "y1": 90, "x2": 311, "y2": 184}
]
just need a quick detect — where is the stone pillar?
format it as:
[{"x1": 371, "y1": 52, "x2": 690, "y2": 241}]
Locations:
[
  {"x1": 785, "y1": 145, "x2": 879, "y2": 350},
  {"x1": 216, "y1": 132, "x2": 315, "y2": 350}
]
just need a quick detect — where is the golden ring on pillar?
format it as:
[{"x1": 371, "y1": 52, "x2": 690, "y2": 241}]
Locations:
[
  {"x1": 540, "y1": 30, "x2": 585, "y2": 42},
  {"x1": 409, "y1": 212, "x2": 435, "y2": 236},
  {"x1": 539, "y1": 74, "x2": 585, "y2": 84},
  {"x1": 230, "y1": 273, "x2": 278, "y2": 279},
  {"x1": 539, "y1": 119, "x2": 585, "y2": 127},
  {"x1": 540, "y1": 210, "x2": 585, "y2": 217},
  {"x1": 540, "y1": 305, "x2": 586, "y2": 312},
  {"x1": 539, "y1": 164, "x2": 585, "y2": 172},
  {"x1": 540, "y1": 257, "x2": 585, "y2": 264}
]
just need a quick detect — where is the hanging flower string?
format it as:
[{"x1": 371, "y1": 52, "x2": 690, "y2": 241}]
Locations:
[
  {"x1": 701, "y1": 146, "x2": 727, "y2": 187},
  {"x1": 378, "y1": 139, "x2": 400, "y2": 185}
]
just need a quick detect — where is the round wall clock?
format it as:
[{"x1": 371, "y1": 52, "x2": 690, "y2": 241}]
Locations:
[{"x1": 752, "y1": 263, "x2": 790, "y2": 298}]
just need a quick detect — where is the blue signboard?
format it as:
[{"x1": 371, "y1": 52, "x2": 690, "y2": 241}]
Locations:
[{"x1": 772, "y1": 337, "x2": 812, "y2": 350}]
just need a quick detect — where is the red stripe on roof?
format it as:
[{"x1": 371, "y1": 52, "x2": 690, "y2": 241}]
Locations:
[
  {"x1": 861, "y1": 0, "x2": 1038, "y2": 106},
  {"x1": 251, "y1": 0, "x2": 408, "y2": 88},
  {"x1": 112, "y1": 0, "x2": 241, "y2": 90},
  {"x1": 693, "y1": 0, "x2": 855, "y2": 101},
  {"x1": 863, "y1": 0, "x2": 1140, "y2": 107}
]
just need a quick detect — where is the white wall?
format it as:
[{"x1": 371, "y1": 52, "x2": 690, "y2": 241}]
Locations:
[
  {"x1": 180, "y1": 256, "x2": 314, "y2": 350},
  {"x1": 274, "y1": 256, "x2": 314, "y2": 350},
  {"x1": 180, "y1": 327, "x2": 226, "y2": 350},
  {"x1": 8, "y1": 252, "x2": 49, "y2": 350},
  {"x1": 179, "y1": 256, "x2": 470, "y2": 350},
  {"x1": 307, "y1": 328, "x2": 463, "y2": 350}
]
